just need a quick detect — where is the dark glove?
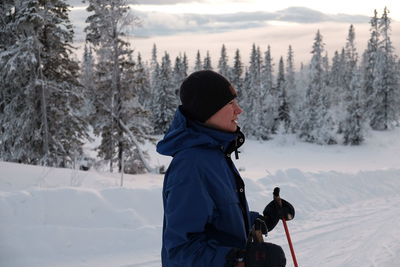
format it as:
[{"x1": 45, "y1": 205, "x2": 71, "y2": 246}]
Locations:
[
  {"x1": 225, "y1": 244, "x2": 286, "y2": 267},
  {"x1": 263, "y1": 198, "x2": 295, "y2": 231}
]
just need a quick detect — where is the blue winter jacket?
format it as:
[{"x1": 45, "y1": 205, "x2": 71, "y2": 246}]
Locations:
[{"x1": 157, "y1": 107, "x2": 259, "y2": 267}]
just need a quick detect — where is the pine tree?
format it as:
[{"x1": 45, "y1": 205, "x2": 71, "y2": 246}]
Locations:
[
  {"x1": 285, "y1": 45, "x2": 299, "y2": 132},
  {"x1": 0, "y1": 0, "x2": 89, "y2": 166},
  {"x1": 182, "y1": 53, "x2": 189, "y2": 77},
  {"x1": 218, "y1": 44, "x2": 230, "y2": 78},
  {"x1": 172, "y1": 54, "x2": 188, "y2": 102},
  {"x1": 203, "y1": 51, "x2": 213, "y2": 70},
  {"x1": 194, "y1": 50, "x2": 202, "y2": 71},
  {"x1": 322, "y1": 52, "x2": 330, "y2": 88},
  {"x1": 343, "y1": 68, "x2": 364, "y2": 145},
  {"x1": 149, "y1": 43, "x2": 160, "y2": 118},
  {"x1": 344, "y1": 25, "x2": 358, "y2": 94},
  {"x1": 260, "y1": 45, "x2": 277, "y2": 138},
  {"x1": 231, "y1": 49, "x2": 244, "y2": 98},
  {"x1": 85, "y1": 0, "x2": 151, "y2": 172},
  {"x1": 337, "y1": 25, "x2": 365, "y2": 144},
  {"x1": 330, "y1": 50, "x2": 344, "y2": 106},
  {"x1": 119, "y1": 53, "x2": 153, "y2": 174},
  {"x1": 300, "y1": 30, "x2": 336, "y2": 144},
  {"x1": 277, "y1": 57, "x2": 290, "y2": 132},
  {"x1": 80, "y1": 43, "x2": 96, "y2": 119},
  {"x1": 361, "y1": 10, "x2": 379, "y2": 126},
  {"x1": 135, "y1": 53, "x2": 152, "y2": 109},
  {"x1": 153, "y1": 52, "x2": 176, "y2": 134},
  {"x1": 371, "y1": 7, "x2": 399, "y2": 130},
  {"x1": 241, "y1": 44, "x2": 263, "y2": 138}
]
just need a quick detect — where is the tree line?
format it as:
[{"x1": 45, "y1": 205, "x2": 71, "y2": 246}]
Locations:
[{"x1": 1, "y1": 0, "x2": 399, "y2": 173}]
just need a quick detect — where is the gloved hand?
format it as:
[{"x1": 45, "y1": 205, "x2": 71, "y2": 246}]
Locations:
[
  {"x1": 225, "y1": 243, "x2": 286, "y2": 267},
  {"x1": 263, "y1": 198, "x2": 295, "y2": 231}
]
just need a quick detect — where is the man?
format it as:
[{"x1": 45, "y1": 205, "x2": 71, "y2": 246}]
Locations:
[{"x1": 157, "y1": 70, "x2": 293, "y2": 266}]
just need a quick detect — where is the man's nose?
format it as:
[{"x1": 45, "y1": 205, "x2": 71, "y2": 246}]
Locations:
[{"x1": 235, "y1": 103, "x2": 243, "y2": 114}]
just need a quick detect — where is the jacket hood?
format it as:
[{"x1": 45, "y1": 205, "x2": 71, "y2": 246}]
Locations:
[{"x1": 157, "y1": 107, "x2": 240, "y2": 157}]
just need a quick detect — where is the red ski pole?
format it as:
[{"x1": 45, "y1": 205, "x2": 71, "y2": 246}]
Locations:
[
  {"x1": 273, "y1": 187, "x2": 299, "y2": 267},
  {"x1": 282, "y1": 218, "x2": 298, "y2": 267}
]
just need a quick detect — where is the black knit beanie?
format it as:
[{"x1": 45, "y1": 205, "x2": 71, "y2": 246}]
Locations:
[{"x1": 180, "y1": 70, "x2": 236, "y2": 122}]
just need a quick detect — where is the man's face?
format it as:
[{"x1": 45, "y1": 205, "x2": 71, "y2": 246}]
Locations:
[{"x1": 204, "y1": 99, "x2": 243, "y2": 132}]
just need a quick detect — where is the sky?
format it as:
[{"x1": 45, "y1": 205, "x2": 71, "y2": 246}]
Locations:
[{"x1": 68, "y1": 0, "x2": 400, "y2": 69}]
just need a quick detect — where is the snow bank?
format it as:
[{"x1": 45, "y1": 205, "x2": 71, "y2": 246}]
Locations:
[
  {"x1": 1, "y1": 128, "x2": 400, "y2": 266},
  {"x1": 1, "y1": 160, "x2": 400, "y2": 266}
]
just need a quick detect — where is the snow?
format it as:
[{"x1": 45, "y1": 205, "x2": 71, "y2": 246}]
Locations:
[{"x1": 1, "y1": 128, "x2": 400, "y2": 267}]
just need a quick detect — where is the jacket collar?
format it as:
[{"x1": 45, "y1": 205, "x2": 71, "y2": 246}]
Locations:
[{"x1": 157, "y1": 107, "x2": 245, "y2": 158}]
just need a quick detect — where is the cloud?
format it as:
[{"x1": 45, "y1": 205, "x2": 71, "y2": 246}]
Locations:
[
  {"x1": 130, "y1": 7, "x2": 370, "y2": 38},
  {"x1": 67, "y1": 3, "x2": 371, "y2": 41},
  {"x1": 135, "y1": 0, "x2": 207, "y2": 4},
  {"x1": 71, "y1": 5, "x2": 400, "y2": 75}
]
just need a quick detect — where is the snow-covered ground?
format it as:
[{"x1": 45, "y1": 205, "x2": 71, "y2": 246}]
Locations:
[{"x1": 1, "y1": 128, "x2": 400, "y2": 267}]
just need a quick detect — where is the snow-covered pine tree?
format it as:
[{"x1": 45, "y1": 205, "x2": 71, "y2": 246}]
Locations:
[
  {"x1": 300, "y1": 30, "x2": 336, "y2": 144},
  {"x1": 172, "y1": 54, "x2": 188, "y2": 103},
  {"x1": 0, "y1": 0, "x2": 89, "y2": 166},
  {"x1": 218, "y1": 44, "x2": 230, "y2": 78},
  {"x1": 330, "y1": 50, "x2": 344, "y2": 106},
  {"x1": 203, "y1": 51, "x2": 213, "y2": 70},
  {"x1": 344, "y1": 25, "x2": 358, "y2": 96},
  {"x1": 239, "y1": 67, "x2": 251, "y2": 132},
  {"x1": 322, "y1": 52, "x2": 330, "y2": 88},
  {"x1": 194, "y1": 50, "x2": 202, "y2": 71},
  {"x1": 80, "y1": 43, "x2": 96, "y2": 119},
  {"x1": 80, "y1": 44, "x2": 95, "y2": 91},
  {"x1": 286, "y1": 46, "x2": 295, "y2": 92},
  {"x1": 231, "y1": 49, "x2": 244, "y2": 98},
  {"x1": 285, "y1": 45, "x2": 299, "y2": 133},
  {"x1": 241, "y1": 44, "x2": 263, "y2": 138},
  {"x1": 148, "y1": 43, "x2": 160, "y2": 119},
  {"x1": 135, "y1": 53, "x2": 152, "y2": 109},
  {"x1": 340, "y1": 24, "x2": 366, "y2": 144},
  {"x1": 119, "y1": 53, "x2": 153, "y2": 174},
  {"x1": 361, "y1": 10, "x2": 379, "y2": 126},
  {"x1": 182, "y1": 53, "x2": 189, "y2": 77},
  {"x1": 343, "y1": 68, "x2": 364, "y2": 145},
  {"x1": 277, "y1": 56, "x2": 290, "y2": 132},
  {"x1": 371, "y1": 7, "x2": 399, "y2": 130},
  {"x1": 259, "y1": 45, "x2": 277, "y2": 139},
  {"x1": 153, "y1": 52, "x2": 177, "y2": 134},
  {"x1": 85, "y1": 0, "x2": 151, "y2": 172}
]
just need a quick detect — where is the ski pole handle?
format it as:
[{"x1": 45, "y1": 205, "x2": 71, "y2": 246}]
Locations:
[{"x1": 273, "y1": 187, "x2": 282, "y2": 207}]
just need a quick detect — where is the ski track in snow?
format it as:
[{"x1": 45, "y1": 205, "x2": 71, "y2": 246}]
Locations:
[{"x1": 283, "y1": 197, "x2": 400, "y2": 267}]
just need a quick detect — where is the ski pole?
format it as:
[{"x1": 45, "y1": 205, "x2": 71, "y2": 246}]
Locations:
[{"x1": 273, "y1": 187, "x2": 299, "y2": 267}]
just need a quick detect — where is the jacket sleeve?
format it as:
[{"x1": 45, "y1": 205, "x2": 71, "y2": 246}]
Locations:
[
  {"x1": 249, "y1": 211, "x2": 261, "y2": 225},
  {"x1": 163, "y1": 159, "x2": 233, "y2": 266}
]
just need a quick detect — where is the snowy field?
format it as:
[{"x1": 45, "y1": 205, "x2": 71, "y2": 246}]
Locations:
[{"x1": 1, "y1": 128, "x2": 400, "y2": 267}]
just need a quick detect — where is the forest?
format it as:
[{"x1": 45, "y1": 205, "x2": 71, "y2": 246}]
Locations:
[{"x1": 1, "y1": 1, "x2": 399, "y2": 173}]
